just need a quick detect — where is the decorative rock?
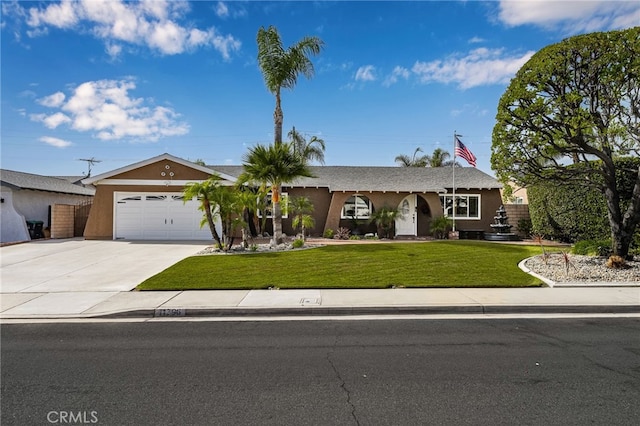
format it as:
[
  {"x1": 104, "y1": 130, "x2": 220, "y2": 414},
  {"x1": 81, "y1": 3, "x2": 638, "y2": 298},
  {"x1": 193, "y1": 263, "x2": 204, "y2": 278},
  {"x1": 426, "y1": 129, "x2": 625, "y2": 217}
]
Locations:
[{"x1": 525, "y1": 254, "x2": 639, "y2": 283}]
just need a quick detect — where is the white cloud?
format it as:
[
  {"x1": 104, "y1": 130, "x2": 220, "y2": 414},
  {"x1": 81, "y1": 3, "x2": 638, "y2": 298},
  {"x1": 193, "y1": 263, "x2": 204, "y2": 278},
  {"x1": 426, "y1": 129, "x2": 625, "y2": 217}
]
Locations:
[
  {"x1": 383, "y1": 66, "x2": 410, "y2": 87},
  {"x1": 497, "y1": 0, "x2": 640, "y2": 32},
  {"x1": 27, "y1": 0, "x2": 78, "y2": 28},
  {"x1": 412, "y1": 48, "x2": 535, "y2": 89},
  {"x1": 37, "y1": 91, "x2": 66, "y2": 107},
  {"x1": 16, "y1": 0, "x2": 241, "y2": 59},
  {"x1": 355, "y1": 65, "x2": 376, "y2": 82},
  {"x1": 215, "y1": 2, "x2": 229, "y2": 18},
  {"x1": 39, "y1": 136, "x2": 73, "y2": 148},
  {"x1": 468, "y1": 36, "x2": 486, "y2": 44},
  {"x1": 33, "y1": 78, "x2": 189, "y2": 142},
  {"x1": 43, "y1": 112, "x2": 73, "y2": 129}
]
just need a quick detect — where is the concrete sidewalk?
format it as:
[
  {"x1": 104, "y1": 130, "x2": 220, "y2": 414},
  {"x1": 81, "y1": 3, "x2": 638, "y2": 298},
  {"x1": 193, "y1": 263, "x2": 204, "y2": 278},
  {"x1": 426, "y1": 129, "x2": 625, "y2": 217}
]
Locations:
[{"x1": 2, "y1": 287, "x2": 639, "y2": 319}]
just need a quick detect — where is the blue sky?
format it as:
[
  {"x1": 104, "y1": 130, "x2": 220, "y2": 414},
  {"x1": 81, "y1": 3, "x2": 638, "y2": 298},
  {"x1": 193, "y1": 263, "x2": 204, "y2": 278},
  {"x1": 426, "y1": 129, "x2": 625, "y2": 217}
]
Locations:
[{"x1": 2, "y1": 1, "x2": 638, "y2": 177}]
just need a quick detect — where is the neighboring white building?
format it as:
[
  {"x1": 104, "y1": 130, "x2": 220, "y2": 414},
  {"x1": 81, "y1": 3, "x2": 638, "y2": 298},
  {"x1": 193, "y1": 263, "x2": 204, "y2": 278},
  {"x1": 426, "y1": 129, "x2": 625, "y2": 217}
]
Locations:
[{"x1": 0, "y1": 170, "x2": 95, "y2": 244}]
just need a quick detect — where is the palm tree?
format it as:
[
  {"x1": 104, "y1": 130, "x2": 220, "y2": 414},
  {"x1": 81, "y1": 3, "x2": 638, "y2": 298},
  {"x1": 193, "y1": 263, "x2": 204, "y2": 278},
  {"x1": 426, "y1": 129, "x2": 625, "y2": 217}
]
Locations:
[
  {"x1": 257, "y1": 26, "x2": 324, "y2": 146},
  {"x1": 426, "y1": 148, "x2": 452, "y2": 167},
  {"x1": 289, "y1": 196, "x2": 315, "y2": 240},
  {"x1": 208, "y1": 185, "x2": 245, "y2": 251},
  {"x1": 182, "y1": 176, "x2": 223, "y2": 249},
  {"x1": 238, "y1": 143, "x2": 313, "y2": 245},
  {"x1": 369, "y1": 205, "x2": 402, "y2": 239},
  {"x1": 395, "y1": 147, "x2": 428, "y2": 167},
  {"x1": 288, "y1": 126, "x2": 326, "y2": 165}
]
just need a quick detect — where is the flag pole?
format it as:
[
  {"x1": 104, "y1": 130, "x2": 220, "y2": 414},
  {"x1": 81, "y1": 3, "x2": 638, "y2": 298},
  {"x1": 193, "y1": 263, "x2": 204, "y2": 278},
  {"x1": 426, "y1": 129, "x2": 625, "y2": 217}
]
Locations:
[{"x1": 452, "y1": 131, "x2": 457, "y2": 233}]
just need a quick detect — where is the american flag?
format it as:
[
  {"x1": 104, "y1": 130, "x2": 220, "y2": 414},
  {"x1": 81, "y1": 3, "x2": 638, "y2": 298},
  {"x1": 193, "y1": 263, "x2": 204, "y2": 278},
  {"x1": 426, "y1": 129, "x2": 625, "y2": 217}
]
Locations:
[{"x1": 454, "y1": 136, "x2": 477, "y2": 167}]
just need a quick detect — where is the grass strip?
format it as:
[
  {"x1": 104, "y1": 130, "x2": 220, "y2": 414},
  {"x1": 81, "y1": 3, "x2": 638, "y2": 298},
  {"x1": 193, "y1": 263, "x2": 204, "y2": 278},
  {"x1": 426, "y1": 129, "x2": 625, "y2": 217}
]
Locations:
[{"x1": 137, "y1": 241, "x2": 544, "y2": 290}]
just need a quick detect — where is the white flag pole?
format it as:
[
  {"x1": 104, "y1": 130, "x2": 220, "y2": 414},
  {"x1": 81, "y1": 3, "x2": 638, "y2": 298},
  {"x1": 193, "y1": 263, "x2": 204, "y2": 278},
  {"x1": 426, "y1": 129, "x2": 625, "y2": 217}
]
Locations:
[{"x1": 452, "y1": 131, "x2": 457, "y2": 233}]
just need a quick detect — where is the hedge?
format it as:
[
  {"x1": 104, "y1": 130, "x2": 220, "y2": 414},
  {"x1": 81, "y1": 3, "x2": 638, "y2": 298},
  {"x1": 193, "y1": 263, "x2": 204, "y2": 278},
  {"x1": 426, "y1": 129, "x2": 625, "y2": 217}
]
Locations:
[{"x1": 528, "y1": 157, "x2": 639, "y2": 244}]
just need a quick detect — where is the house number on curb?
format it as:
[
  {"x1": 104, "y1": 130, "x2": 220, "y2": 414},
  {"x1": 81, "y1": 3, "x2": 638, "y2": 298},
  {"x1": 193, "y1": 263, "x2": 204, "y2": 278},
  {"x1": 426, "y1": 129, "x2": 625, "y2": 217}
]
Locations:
[{"x1": 155, "y1": 308, "x2": 186, "y2": 317}]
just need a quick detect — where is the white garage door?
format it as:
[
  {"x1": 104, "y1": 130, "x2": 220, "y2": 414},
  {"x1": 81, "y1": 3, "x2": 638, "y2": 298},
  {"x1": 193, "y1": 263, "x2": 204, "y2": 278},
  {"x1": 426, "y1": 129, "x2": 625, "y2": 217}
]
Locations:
[{"x1": 114, "y1": 192, "x2": 219, "y2": 240}]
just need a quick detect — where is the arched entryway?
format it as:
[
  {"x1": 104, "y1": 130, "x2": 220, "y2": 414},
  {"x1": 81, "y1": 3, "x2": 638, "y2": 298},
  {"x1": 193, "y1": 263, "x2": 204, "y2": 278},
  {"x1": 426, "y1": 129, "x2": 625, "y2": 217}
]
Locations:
[{"x1": 395, "y1": 194, "x2": 432, "y2": 237}]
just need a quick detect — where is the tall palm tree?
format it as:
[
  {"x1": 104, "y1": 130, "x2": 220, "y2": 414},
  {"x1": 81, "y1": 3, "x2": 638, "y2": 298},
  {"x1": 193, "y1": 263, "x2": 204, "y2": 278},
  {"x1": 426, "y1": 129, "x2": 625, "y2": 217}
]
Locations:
[
  {"x1": 257, "y1": 26, "x2": 324, "y2": 145},
  {"x1": 395, "y1": 147, "x2": 428, "y2": 167},
  {"x1": 238, "y1": 143, "x2": 313, "y2": 245},
  {"x1": 426, "y1": 148, "x2": 452, "y2": 167},
  {"x1": 288, "y1": 126, "x2": 326, "y2": 165},
  {"x1": 182, "y1": 176, "x2": 223, "y2": 249}
]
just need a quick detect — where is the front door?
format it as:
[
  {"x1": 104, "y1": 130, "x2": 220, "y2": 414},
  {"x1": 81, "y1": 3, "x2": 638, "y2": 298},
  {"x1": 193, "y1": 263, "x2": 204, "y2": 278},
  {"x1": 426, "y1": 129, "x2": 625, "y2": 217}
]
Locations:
[{"x1": 395, "y1": 195, "x2": 416, "y2": 236}]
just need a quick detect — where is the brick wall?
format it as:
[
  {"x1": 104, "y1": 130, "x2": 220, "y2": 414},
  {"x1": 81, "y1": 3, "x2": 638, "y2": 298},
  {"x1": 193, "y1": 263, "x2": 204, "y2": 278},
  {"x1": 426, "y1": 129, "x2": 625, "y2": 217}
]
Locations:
[
  {"x1": 51, "y1": 204, "x2": 75, "y2": 239},
  {"x1": 504, "y1": 204, "x2": 531, "y2": 237}
]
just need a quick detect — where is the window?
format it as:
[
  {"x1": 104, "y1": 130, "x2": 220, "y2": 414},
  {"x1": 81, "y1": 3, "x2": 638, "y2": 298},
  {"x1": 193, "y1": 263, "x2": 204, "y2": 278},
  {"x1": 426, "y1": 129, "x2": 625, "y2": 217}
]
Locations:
[
  {"x1": 341, "y1": 195, "x2": 372, "y2": 219},
  {"x1": 258, "y1": 192, "x2": 288, "y2": 218},
  {"x1": 440, "y1": 194, "x2": 480, "y2": 219}
]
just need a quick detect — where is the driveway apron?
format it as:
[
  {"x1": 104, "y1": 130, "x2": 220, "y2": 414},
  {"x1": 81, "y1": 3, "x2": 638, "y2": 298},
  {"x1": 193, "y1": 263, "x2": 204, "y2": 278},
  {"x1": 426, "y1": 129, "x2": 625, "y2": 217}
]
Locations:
[{"x1": 1, "y1": 238, "x2": 208, "y2": 293}]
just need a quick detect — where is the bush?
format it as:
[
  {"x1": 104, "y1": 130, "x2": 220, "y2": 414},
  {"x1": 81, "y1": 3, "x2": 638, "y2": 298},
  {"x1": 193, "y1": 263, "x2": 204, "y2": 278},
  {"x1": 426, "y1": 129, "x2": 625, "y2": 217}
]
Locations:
[
  {"x1": 323, "y1": 229, "x2": 335, "y2": 239},
  {"x1": 431, "y1": 216, "x2": 453, "y2": 239},
  {"x1": 517, "y1": 218, "x2": 533, "y2": 238},
  {"x1": 292, "y1": 238, "x2": 304, "y2": 249},
  {"x1": 334, "y1": 227, "x2": 351, "y2": 240},
  {"x1": 349, "y1": 235, "x2": 361, "y2": 240},
  {"x1": 572, "y1": 239, "x2": 612, "y2": 257},
  {"x1": 606, "y1": 255, "x2": 626, "y2": 269},
  {"x1": 528, "y1": 157, "x2": 639, "y2": 243}
]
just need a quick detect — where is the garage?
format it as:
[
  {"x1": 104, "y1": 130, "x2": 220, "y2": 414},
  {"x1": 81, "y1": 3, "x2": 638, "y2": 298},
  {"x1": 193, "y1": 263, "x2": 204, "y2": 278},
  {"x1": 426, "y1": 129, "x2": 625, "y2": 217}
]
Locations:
[{"x1": 114, "y1": 192, "x2": 218, "y2": 240}]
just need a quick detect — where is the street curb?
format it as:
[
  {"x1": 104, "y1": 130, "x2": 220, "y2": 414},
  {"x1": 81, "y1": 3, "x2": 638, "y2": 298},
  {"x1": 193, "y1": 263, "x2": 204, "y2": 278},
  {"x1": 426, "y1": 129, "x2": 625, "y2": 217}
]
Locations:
[
  {"x1": 518, "y1": 258, "x2": 556, "y2": 287},
  {"x1": 4, "y1": 304, "x2": 635, "y2": 320}
]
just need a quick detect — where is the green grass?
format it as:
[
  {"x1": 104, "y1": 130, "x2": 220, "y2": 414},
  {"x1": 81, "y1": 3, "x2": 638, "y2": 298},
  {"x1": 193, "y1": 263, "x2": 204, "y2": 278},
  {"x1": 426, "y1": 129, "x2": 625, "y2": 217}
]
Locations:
[{"x1": 137, "y1": 241, "x2": 545, "y2": 290}]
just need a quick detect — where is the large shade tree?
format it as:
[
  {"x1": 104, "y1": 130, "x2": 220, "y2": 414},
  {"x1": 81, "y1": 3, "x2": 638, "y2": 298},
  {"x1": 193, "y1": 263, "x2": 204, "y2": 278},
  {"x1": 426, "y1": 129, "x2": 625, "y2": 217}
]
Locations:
[
  {"x1": 239, "y1": 143, "x2": 313, "y2": 245},
  {"x1": 491, "y1": 27, "x2": 639, "y2": 258},
  {"x1": 257, "y1": 26, "x2": 324, "y2": 145}
]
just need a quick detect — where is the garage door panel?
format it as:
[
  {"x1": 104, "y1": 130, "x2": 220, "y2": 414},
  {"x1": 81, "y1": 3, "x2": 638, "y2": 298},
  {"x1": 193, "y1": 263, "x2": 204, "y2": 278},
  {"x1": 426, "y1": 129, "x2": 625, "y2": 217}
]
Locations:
[{"x1": 114, "y1": 192, "x2": 218, "y2": 241}]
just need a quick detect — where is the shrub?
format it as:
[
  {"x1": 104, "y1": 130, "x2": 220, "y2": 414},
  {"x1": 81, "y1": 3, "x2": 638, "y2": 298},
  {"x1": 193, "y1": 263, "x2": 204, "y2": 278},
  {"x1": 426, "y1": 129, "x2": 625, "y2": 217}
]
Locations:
[
  {"x1": 323, "y1": 229, "x2": 335, "y2": 239},
  {"x1": 606, "y1": 255, "x2": 626, "y2": 269},
  {"x1": 517, "y1": 218, "x2": 533, "y2": 238},
  {"x1": 349, "y1": 235, "x2": 361, "y2": 240},
  {"x1": 431, "y1": 216, "x2": 453, "y2": 239},
  {"x1": 292, "y1": 238, "x2": 304, "y2": 249},
  {"x1": 528, "y1": 157, "x2": 639, "y2": 243},
  {"x1": 572, "y1": 239, "x2": 612, "y2": 257},
  {"x1": 334, "y1": 227, "x2": 351, "y2": 240}
]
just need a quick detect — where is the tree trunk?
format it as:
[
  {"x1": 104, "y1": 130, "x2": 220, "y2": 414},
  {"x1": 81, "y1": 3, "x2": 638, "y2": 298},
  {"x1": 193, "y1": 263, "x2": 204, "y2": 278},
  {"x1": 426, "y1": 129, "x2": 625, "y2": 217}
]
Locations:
[
  {"x1": 601, "y1": 162, "x2": 638, "y2": 259},
  {"x1": 274, "y1": 89, "x2": 283, "y2": 145},
  {"x1": 271, "y1": 186, "x2": 283, "y2": 245},
  {"x1": 204, "y1": 200, "x2": 222, "y2": 249}
]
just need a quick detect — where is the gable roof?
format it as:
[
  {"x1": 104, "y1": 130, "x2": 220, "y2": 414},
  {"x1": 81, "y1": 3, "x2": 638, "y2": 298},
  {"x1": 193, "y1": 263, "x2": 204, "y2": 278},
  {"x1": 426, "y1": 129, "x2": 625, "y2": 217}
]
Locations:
[
  {"x1": 211, "y1": 165, "x2": 501, "y2": 193},
  {"x1": 83, "y1": 153, "x2": 237, "y2": 184},
  {"x1": 1, "y1": 169, "x2": 96, "y2": 196}
]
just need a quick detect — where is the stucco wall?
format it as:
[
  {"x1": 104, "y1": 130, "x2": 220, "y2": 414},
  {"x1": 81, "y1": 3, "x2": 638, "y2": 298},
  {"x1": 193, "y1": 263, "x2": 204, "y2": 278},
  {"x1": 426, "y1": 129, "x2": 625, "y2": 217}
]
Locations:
[
  {"x1": 84, "y1": 160, "x2": 216, "y2": 240},
  {"x1": 0, "y1": 188, "x2": 30, "y2": 243},
  {"x1": 11, "y1": 189, "x2": 92, "y2": 226}
]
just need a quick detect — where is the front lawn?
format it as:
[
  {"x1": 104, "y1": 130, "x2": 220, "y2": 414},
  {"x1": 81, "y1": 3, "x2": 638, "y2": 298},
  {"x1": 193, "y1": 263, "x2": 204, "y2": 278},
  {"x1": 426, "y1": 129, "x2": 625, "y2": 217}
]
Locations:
[{"x1": 137, "y1": 241, "x2": 544, "y2": 290}]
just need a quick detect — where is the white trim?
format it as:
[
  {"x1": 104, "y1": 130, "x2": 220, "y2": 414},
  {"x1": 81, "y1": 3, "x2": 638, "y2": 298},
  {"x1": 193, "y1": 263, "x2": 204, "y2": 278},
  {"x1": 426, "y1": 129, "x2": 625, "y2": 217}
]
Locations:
[
  {"x1": 83, "y1": 153, "x2": 237, "y2": 184},
  {"x1": 440, "y1": 193, "x2": 482, "y2": 220},
  {"x1": 95, "y1": 179, "x2": 235, "y2": 186}
]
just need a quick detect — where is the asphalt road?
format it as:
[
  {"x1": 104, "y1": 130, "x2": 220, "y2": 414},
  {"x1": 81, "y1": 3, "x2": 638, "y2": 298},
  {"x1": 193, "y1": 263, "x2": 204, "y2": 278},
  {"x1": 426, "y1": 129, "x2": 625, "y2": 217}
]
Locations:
[{"x1": 2, "y1": 318, "x2": 640, "y2": 426}]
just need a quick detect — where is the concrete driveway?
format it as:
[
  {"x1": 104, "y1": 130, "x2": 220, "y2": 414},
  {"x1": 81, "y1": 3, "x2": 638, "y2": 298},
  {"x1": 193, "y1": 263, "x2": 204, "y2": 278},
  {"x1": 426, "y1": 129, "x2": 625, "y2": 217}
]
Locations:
[{"x1": 1, "y1": 238, "x2": 210, "y2": 293}]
